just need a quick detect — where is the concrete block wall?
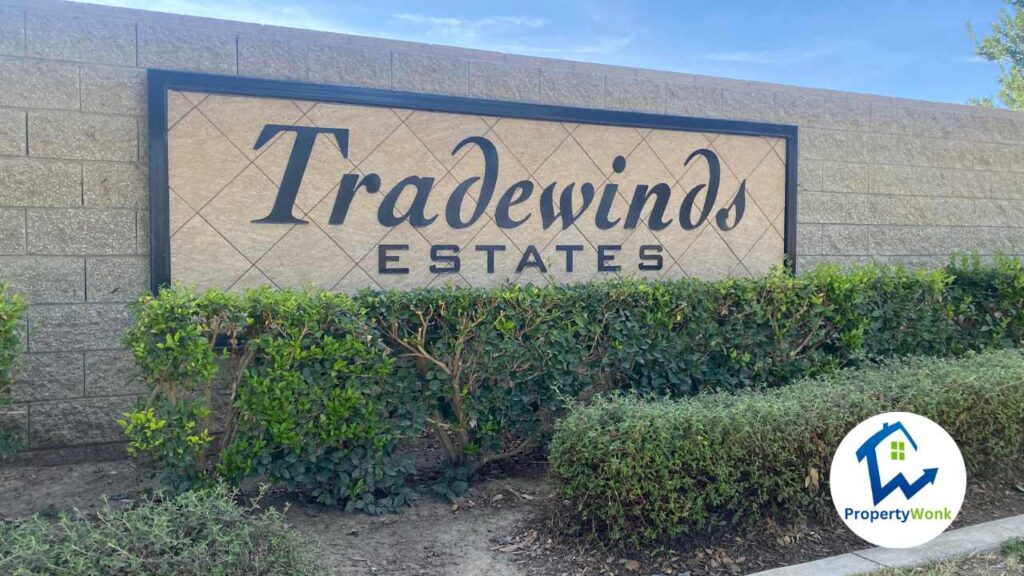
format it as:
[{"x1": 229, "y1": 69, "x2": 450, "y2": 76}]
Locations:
[{"x1": 0, "y1": 0, "x2": 1022, "y2": 456}]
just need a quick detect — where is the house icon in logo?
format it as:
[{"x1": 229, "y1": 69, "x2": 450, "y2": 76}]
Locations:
[{"x1": 855, "y1": 421, "x2": 939, "y2": 506}]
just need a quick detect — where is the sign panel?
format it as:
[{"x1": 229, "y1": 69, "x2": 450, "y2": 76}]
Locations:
[{"x1": 151, "y1": 72, "x2": 796, "y2": 292}]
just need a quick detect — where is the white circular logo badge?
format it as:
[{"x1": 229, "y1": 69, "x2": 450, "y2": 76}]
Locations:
[{"x1": 830, "y1": 412, "x2": 966, "y2": 548}]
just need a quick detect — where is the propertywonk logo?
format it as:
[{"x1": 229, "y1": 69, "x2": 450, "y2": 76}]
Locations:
[{"x1": 830, "y1": 412, "x2": 966, "y2": 548}]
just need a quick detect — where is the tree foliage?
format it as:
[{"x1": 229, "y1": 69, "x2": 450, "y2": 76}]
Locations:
[{"x1": 971, "y1": 0, "x2": 1024, "y2": 109}]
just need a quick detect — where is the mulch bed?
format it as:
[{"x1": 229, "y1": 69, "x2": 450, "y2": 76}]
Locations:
[{"x1": 493, "y1": 477, "x2": 1024, "y2": 576}]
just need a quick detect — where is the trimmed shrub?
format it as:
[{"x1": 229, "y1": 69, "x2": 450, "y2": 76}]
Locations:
[
  {"x1": 125, "y1": 256, "x2": 1024, "y2": 502},
  {"x1": 123, "y1": 287, "x2": 418, "y2": 512},
  {"x1": 549, "y1": 350, "x2": 1024, "y2": 545},
  {"x1": 0, "y1": 485, "x2": 322, "y2": 575},
  {"x1": 0, "y1": 283, "x2": 25, "y2": 458}
]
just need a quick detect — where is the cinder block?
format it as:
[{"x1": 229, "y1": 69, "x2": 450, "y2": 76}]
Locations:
[
  {"x1": 0, "y1": 158, "x2": 81, "y2": 206},
  {"x1": 25, "y1": 10, "x2": 135, "y2": 65},
  {"x1": 800, "y1": 128, "x2": 848, "y2": 161},
  {"x1": 83, "y1": 162, "x2": 146, "y2": 208},
  {"x1": 26, "y1": 302, "x2": 133, "y2": 353},
  {"x1": 0, "y1": 208, "x2": 25, "y2": 254},
  {"x1": 28, "y1": 395, "x2": 137, "y2": 448},
  {"x1": 85, "y1": 349, "x2": 145, "y2": 397},
  {"x1": 819, "y1": 97, "x2": 871, "y2": 131},
  {"x1": 605, "y1": 74, "x2": 664, "y2": 113},
  {"x1": 0, "y1": 57, "x2": 78, "y2": 110},
  {"x1": 80, "y1": 65, "x2": 145, "y2": 115},
  {"x1": 538, "y1": 68, "x2": 603, "y2": 108},
  {"x1": 308, "y1": 42, "x2": 389, "y2": 88},
  {"x1": 721, "y1": 88, "x2": 775, "y2": 122},
  {"x1": 393, "y1": 51, "x2": 469, "y2": 96},
  {"x1": 821, "y1": 161, "x2": 871, "y2": 193},
  {"x1": 468, "y1": 60, "x2": 540, "y2": 102},
  {"x1": 28, "y1": 111, "x2": 137, "y2": 162},
  {"x1": 26, "y1": 208, "x2": 136, "y2": 255},
  {"x1": 820, "y1": 224, "x2": 872, "y2": 255},
  {"x1": 239, "y1": 35, "x2": 308, "y2": 81},
  {"x1": 12, "y1": 352, "x2": 84, "y2": 402},
  {"x1": 0, "y1": 255, "x2": 84, "y2": 303},
  {"x1": 797, "y1": 158, "x2": 823, "y2": 191},
  {"x1": 0, "y1": 108, "x2": 25, "y2": 156},
  {"x1": 0, "y1": 7, "x2": 23, "y2": 57},
  {"x1": 775, "y1": 92, "x2": 824, "y2": 126},
  {"x1": 795, "y1": 223, "x2": 823, "y2": 256},
  {"x1": 138, "y1": 22, "x2": 236, "y2": 74},
  {"x1": 136, "y1": 210, "x2": 149, "y2": 254},
  {"x1": 870, "y1": 226, "x2": 953, "y2": 256},
  {"x1": 665, "y1": 82, "x2": 723, "y2": 118},
  {"x1": 86, "y1": 255, "x2": 148, "y2": 302}
]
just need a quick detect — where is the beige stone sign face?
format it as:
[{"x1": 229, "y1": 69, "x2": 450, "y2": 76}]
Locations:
[{"x1": 167, "y1": 91, "x2": 788, "y2": 292}]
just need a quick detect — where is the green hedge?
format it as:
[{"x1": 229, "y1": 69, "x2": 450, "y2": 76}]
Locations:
[
  {"x1": 0, "y1": 485, "x2": 322, "y2": 575},
  {"x1": 0, "y1": 283, "x2": 25, "y2": 458},
  {"x1": 549, "y1": 350, "x2": 1024, "y2": 545},
  {"x1": 123, "y1": 288, "x2": 417, "y2": 512},
  {"x1": 124, "y1": 256, "x2": 1024, "y2": 506}
]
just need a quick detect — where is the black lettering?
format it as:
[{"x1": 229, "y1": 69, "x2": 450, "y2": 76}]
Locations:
[
  {"x1": 555, "y1": 244, "x2": 585, "y2": 273},
  {"x1": 429, "y1": 245, "x2": 461, "y2": 273},
  {"x1": 680, "y1": 148, "x2": 720, "y2": 230},
  {"x1": 516, "y1": 245, "x2": 548, "y2": 274},
  {"x1": 639, "y1": 245, "x2": 664, "y2": 271},
  {"x1": 379, "y1": 176, "x2": 437, "y2": 227},
  {"x1": 329, "y1": 173, "x2": 381, "y2": 225},
  {"x1": 716, "y1": 181, "x2": 747, "y2": 231},
  {"x1": 379, "y1": 244, "x2": 409, "y2": 274},
  {"x1": 597, "y1": 245, "x2": 621, "y2": 272},
  {"x1": 540, "y1": 182, "x2": 594, "y2": 229},
  {"x1": 494, "y1": 181, "x2": 533, "y2": 228},
  {"x1": 446, "y1": 136, "x2": 498, "y2": 229},
  {"x1": 626, "y1": 183, "x2": 673, "y2": 230},
  {"x1": 475, "y1": 244, "x2": 506, "y2": 274},
  {"x1": 252, "y1": 125, "x2": 350, "y2": 224}
]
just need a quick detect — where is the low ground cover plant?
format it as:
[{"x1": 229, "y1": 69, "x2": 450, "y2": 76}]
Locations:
[
  {"x1": 123, "y1": 256, "x2": 1024, "y2": 509},
  {"x1": 0, "y1": 283, "x2": 25, "y2": 458},
  {"x1": 549, "y1": 350, "x2": 1024, "y2": 545},
  {"x1": 0, "y1": 485, "x2": 322, "y2": 576}
]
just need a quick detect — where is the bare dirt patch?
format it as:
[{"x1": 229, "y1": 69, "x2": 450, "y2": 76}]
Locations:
[{"x1": 1, "y1": 459, "x2": 1022, "y2": 576}]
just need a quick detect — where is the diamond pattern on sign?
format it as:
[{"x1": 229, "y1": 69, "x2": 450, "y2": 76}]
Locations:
[
  {"x1": 231, "y1": 267, "x2": 277, "y2": 292},
  {"x1": 571, "y1": 124, "x2": 644, "y2": 178},
  {"x1": 256, "y1": 223, "x2": 355, "y2": 289},
  {"x1": 460, "y1": 220, "x2": 523, "y2": 288},
  {"x1": 200, "y1": 164, "x2": 295, "y2": 261},
  {"x1": 676, "y1": 226, "x2": 739, "y2": 280},
  {"x1": 491, "y1": 118, "x2": 570, "y2": 174},
  {"x1": 334, "y1": 266, "x2": 381, "y2": 293},
  {"x1": 168, "y1": 91, "x2": 195, "y2": 128},
  {"x1": 171, "y1": 217, "x2": 252, "y2": 291},
  {"x1": 403, "y1": 111, "x2": 491, "y2": 169},
  {"x1": 254, "y1": 119, "x2": 353, "y2": 214},
  {"x1": 746, "y1": 150, "x2": 787, "y2": 225},
  {"x1": 198, "y1": 94, "x2": 306, "y2": 160},
  {"x1": 357, "y1": 226, "x2": 434, "y2": 291},
  {"x1": 711, "y1": 135, "x2": 773, "y2": 182},
  {"x1": 169, "y1": 188, "x2": 195, "y2": 236},
  {"x1": 645, "y1": 130, "x2": 713, "y2": 181},
  {"x1": 305, "y1": 103, "x2": 403, "y2": 166},
  {"x1": 168, "y1": 92, "x2": 788, "y2": 291},
  {"x1": 169, "y1": 109, "x2": 250, "y2": 210}
]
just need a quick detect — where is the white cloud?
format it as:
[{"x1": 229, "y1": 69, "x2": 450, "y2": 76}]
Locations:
[{"x1": 953, "y1": 54, "x2": 988, "y2": 64}]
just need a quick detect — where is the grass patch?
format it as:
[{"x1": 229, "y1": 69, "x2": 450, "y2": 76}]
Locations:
[{"x1": 0, "y1": 485, "x2": 322, "y2": 576}]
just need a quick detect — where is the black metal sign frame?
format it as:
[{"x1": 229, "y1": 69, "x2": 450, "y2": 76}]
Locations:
[{"x1": 147, "y1": 68, "x2": 798, "y2": 292}]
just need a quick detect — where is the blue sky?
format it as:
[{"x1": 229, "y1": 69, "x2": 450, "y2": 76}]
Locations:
[{"x1": 84, "y1": 0, "x2": 1007, "y2": 105}]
